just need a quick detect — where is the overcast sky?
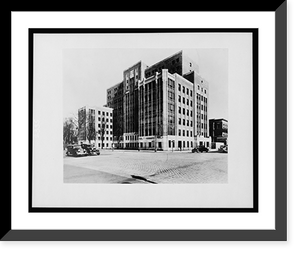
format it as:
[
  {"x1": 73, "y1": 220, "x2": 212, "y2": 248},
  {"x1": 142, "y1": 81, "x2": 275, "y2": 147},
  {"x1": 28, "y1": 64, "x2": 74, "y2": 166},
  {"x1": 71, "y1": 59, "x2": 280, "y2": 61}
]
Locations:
[{"x1": 63, "y1": 47, "x2": 228, "y2": 120}]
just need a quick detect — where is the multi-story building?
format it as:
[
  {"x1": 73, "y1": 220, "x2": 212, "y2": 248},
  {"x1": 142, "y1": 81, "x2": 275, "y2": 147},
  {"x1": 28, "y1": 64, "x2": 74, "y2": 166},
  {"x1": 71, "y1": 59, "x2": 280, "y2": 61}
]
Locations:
[
  {"x1": 106, "y1": 82, "x2": 124, "y2": 147},
  {"x1": 78, "y1": 105, "x2": 113, "y2": 149},
  {"x1": 106, "y1": 50, "x2": 210, "y2": 150},
  {"x1": 209, "y1": 118, "x2": 228, "y2": 144}
]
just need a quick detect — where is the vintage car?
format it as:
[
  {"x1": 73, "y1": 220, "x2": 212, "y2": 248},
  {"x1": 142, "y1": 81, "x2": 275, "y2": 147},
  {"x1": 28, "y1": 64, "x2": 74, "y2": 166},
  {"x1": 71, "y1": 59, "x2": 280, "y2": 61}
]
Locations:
[
  {"x1": 81, "y1": 144, "x2": 100, "y2": 155},
  {"x1": 192, "y1": 145, "x2": 209, "y2": 153},
  {"x1": 66, "y1": 144, "x2": 87, "y2": 157},
  {"x1": 218, "y1": 145, "x2": 228, "y2": 153}
]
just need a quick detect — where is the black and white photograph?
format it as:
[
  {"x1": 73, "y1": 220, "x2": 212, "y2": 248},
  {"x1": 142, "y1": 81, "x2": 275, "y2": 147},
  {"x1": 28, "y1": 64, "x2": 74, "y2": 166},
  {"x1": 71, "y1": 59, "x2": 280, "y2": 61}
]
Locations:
[
  {"x1": 63, "y1": 47, "x2": 229, "y2": 184},
  {"x1": 31, "y1": 30, "x2": 255, "y2": 209}
]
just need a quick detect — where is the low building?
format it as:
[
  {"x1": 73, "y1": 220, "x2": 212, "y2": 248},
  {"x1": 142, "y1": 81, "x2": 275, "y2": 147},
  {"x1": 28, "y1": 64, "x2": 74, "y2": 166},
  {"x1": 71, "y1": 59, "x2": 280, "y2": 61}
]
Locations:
[
  {"x1": 78, "y1": 105, "x2": 113, "y2": 149},
  {"x1": 209, "y1": 118, "x2": 228, "y2": 146}
]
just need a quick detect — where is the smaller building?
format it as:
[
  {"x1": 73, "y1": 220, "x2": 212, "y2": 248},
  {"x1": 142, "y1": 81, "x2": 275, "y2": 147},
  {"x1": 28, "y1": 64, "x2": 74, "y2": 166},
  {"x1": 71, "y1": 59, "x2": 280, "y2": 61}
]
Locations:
[
  {"x1": 209, "y1": 118, "x2": 228, "y2": 146},
  {"x1": 78, "y1": 105, "x2": 113, "y2": 149}
]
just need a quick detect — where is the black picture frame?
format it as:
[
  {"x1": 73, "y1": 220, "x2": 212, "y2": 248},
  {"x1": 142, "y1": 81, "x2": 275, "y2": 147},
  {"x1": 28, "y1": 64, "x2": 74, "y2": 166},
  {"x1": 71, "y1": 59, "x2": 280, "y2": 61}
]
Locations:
[{"x1": 4, "y1": 2, "x2": 287, "y2": 241}]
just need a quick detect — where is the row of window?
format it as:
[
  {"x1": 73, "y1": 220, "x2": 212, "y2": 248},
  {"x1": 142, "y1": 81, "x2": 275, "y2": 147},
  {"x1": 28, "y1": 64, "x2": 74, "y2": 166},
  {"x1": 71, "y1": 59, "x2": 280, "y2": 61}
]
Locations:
[
  {"x1": 98, "y1": 117, "x2": 112, "y2": 122},
  {"x1": 98, "y1": 136, "x2": 112, "y2": 141},
  {"x1": 125, "y1": 135, "x2": 139, "y2": 141},
  {"x1": 98, "y1": 111, "x2": 113, "y2": 117},
  {"x1": 98, "y1": 142, "x2": 111, "y2": 148},
  {"x1": 178, "y1": 83, "x2": 193, "y2": 96},
  {"x1": 178, "y1": 95, "x2": 193, "y2": 107},
  {"x1": 97, "y1": 124, "x2": 113, "y2": 129},
  {"x1": 196, "y1": 104, "x2": 208, "y2": 112},
  {"x1": 98, "y1": 130, "x2": 113, "y2": 135},
  {"x1": 178, "y1": 107, "x2": 192, "y2": 116},
  {"x1": 178, "y1": 118, "x2": 193, "y2": 127},
  {"x1": 196, "y1": 94, "x2": 207, "y2": 102},
  {"x1": 178, "y1": 129, "x2": 193, "y2": 137}
]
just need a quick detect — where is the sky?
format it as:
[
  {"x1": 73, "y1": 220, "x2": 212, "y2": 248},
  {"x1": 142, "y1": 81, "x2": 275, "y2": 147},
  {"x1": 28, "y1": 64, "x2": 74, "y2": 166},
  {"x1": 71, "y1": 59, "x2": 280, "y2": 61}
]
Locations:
[{"x1": 63, "y1": 47, "x2": 228, "y2": 120}]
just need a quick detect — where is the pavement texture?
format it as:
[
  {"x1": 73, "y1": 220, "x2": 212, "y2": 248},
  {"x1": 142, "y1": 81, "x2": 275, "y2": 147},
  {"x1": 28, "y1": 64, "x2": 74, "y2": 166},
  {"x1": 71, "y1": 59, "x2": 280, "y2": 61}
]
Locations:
[{"x1": 63, "y1": 150, "x2": 228, "y2": 184}]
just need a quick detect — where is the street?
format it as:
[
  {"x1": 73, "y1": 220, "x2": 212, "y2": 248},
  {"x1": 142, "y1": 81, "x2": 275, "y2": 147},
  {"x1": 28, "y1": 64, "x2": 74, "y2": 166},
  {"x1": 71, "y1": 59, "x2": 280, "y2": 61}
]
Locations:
[{"x1": 63, "y1": 150, "x2": 228, "y2": 184}]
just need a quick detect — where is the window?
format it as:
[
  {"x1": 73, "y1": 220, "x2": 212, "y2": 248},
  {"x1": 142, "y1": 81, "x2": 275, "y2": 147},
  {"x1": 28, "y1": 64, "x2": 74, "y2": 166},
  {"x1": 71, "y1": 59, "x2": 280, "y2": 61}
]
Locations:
[
  {"x1": 183, "y1": 108, "x2": 185, "y2": 115},
  {"x1": 183, "y1": 97, "x2": 185, "y2": 104},
  {"x1": 187, "y1": 130, "x2": 189, "y2": 137},
  {"x1": 190, "y1": 90, "x2": 193, "y2": 96},
  {"x1": 110, "y1": 113, "x2": 112, "y2": 117},
  {"x1": 190, "y1": 131, "x2": 193, "y2": 137},
  {"x1": 178, "y1": 129, "x2": 181, "y2": 136},
  {"x1": 190, "y1": 111, "x2": 193, "y2": 117},
  {"x1": 178, "y1": 95, "x2": 181, "y2": 102},
  {"x1": 178, "y1": 84, "x2": 181, "y2": 91},
  {"x1": 179, "y1": 107, "x2": 181, "y2": 114},
  {"x1": 183, "y1": 130, "x2": 185, "y2": 136},
  {"x1": 190, "y1": 101, "x2": 192, "y2": 106},
  {"x1": 187, "y1": 99, "x2": 189, "y2": 106},
  {"x1": 102, "y1": 112, "x2": 105, "y2": 115},
  {"x1": 187, "y1": 120, "x2": 189, "y2": 126},
  {"x1": 183, "y1": 86, "x2": 185, "y2": 93},
  {"x1": 98, "y1": 111, "x2": 101, "y2": 115},
  {"x1": 186, "y1": 88, "x2": 189, "y2": 95},
  {"x1": 179, "y1": 118, "x2": 181, "y2": 125},
  {"x1": 187, "y1": 109, "x2": 189, "y2": 116},
  {"x1": 190, "y1": 121, "x2": 193, "y2": 127},
  {"x1": 183, "y1": 119, "x2": 185, "y2": 126}
]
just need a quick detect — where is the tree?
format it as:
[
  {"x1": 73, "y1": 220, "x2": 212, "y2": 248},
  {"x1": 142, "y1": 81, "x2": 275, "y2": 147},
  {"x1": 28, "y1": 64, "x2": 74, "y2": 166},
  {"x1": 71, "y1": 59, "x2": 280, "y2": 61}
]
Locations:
[
  {"x1": 98, "y1": 123, "x2": 106, "y2": 149},
  {"x1": 78, "y1": 108, "x2": 96, "y2": 144},
  {"x1": 63, "y1": 117, "x2": 77, "y2": 147}
]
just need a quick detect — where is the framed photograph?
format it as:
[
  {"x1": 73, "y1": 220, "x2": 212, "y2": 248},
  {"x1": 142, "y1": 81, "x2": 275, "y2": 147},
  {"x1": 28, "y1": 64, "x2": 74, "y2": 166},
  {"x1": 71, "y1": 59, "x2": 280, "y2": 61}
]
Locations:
[
  {"x1": 6, "y1": 2, "x2": 286, "y2": 241},
  {"x1": 29, "y1": 28, "x2": 257, "y2": 213}
]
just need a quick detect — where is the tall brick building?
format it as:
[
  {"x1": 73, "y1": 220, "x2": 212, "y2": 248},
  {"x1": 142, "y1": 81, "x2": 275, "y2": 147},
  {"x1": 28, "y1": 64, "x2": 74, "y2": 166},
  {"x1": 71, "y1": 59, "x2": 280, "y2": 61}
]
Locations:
[{"x1": 107, "y1": 50, "x2": 210, "y2": 150}]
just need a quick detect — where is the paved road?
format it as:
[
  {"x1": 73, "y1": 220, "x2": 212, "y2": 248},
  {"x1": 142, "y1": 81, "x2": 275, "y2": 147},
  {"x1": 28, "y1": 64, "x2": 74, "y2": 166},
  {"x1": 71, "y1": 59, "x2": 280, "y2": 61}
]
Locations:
[{"x1": 63, "y1": 150, "x2": 228, "y2": 184}]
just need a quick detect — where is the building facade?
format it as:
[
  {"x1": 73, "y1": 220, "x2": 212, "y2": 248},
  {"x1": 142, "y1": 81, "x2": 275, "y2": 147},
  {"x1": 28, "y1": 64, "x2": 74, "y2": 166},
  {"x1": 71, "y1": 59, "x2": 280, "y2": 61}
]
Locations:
[
  {"x1": 78, "y1": 106, "x2": 113, "y2": 149},
  {"x1": 209, "y1": 118, "x2": 228, "y2": 145},
  {"x1": 106, "y1": 50, "x2": 210, "y2": 150}
]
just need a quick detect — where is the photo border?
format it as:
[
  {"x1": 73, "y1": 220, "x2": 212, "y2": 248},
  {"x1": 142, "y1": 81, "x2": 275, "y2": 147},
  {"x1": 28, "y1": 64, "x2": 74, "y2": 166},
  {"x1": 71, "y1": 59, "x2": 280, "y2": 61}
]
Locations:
[
  {"x1": 28, "y1": 27, "x2": 258, "y2": 213},
  {"x1": 4, "y1": 2, "x2": 286, "y2": 240}
]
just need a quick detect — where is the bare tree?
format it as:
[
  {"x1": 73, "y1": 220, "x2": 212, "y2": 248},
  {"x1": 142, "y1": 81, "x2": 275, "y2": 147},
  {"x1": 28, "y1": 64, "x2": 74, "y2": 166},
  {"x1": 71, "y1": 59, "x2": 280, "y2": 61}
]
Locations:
[
  {"x1": 98, "y1": 123, "x2": 106, "y2": 149},
  {"x1": 78, "y1": 108, "x2": 96, "y2": 144},
  {"x1": 63, "y1": 117, "x2": 77, "y2": 147}
]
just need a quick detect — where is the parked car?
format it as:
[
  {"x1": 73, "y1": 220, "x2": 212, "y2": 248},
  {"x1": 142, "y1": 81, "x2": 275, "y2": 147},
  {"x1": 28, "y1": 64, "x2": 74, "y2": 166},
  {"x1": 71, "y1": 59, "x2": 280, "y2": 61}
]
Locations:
[
  {"x1": 192, "y1": 145, "x2": 209, "y2": 153},
  {"x1": 66, "y1": 144, "x2": 87, "y2": 157},
  {"x1": 81, "y1": 144, "x2": 100, "y2": 156},
  {"x1": 218, "y1": 145, "x2": 228, "y2": 153}
]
